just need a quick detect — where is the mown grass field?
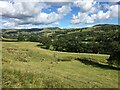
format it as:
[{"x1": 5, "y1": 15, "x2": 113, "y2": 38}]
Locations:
[{"x1": 2, "y1": 42, "x2": 119, "y2": 88}]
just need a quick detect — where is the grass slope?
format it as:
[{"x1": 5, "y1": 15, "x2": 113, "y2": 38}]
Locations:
[{"x1": 2, "y1": 42, "x2": 119, "y2": 88}]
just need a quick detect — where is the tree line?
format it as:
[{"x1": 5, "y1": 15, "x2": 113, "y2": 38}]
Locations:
[{"x1": 2, "y1": 24, "x2": 120, "y2": 66}]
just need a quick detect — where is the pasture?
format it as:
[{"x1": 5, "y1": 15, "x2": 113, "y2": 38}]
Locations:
[{"x1": 2, "y1": 42, "x2": 119, "y2": 88}]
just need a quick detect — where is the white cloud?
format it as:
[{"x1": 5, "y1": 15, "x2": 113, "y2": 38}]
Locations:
[
  {"x1": 58, "y1": 5, "x2": 71, "y2": 15},
  {"x1": 10, "y1": 0, "x2": 116, "y2": 3},
  {"x1": 0, "y1": 0, "x2": 119, "y2": 29},
  {"x1": 74, "y1": 0, "x2": 96, "y2": 12},
  {"x1": 71, "y1": 10, "x2": 111, "y2": 24},
  {"x1": 35, "y1": 12, "x2": 61, "y2": 24},
  {"x1": 22, "y1": 5, "x2": 71, "y2": 24},
  {"x1": 0, "y1": 1, "x2": 15, "y2": 16},
  {"x1": 1, "y1": 1, "x2": 71, "y2": 28},
  {"x1": 109, "y1": 5, "x2": 119, "y2": 18},
  {"x1": 13, "y1": 4, "x2": 71, "y2": 25},
  {"x1": 51, "y1": 22, "x2": 59, "y2": 25},
  {"x1": 109, "y1": 0, "x2": 120, "y2": 2},
  {"x1": 87, "y1": 7, "x2": 98, "y2": 14},
  {"x1": 3, "y1": 21, "x2": 15, "y2": 27},
  {"x1": 97, "y1": 11, "x2": 110, "y2": 20},
  {"x1": 71, "y1": 0, "x2": 119, "y2": 24},
  {"x1": 71, "y1": 12, "x2": 95, "y2": 24},
  {"x1": 0, "y1": 1, "x2": 50, "y2": 19}
]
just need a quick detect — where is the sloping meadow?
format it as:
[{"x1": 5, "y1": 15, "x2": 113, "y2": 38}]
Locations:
[{"x1": 2, "y1": 42, "x2": 119, "y2": 88}]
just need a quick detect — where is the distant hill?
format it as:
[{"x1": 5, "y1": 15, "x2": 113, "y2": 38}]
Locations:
[
  {"x1": 2, "y1": 28, "x2": 44, "y2": 34},
  {"x1": 2, "y1": 24, "x2": 120, "y2": 43},
  {"x1": 2, "y1": 24, "x2": 120, "y2": 34}
]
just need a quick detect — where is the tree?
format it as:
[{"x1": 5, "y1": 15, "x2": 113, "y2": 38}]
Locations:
[
  {"x1": 107, "y1": 46, "x2": 120, "y2": 66},
  {"x1": 107, "y1": 31, "x2": 120, "y2": 67},
  {"x1": 17, "y1": 34, "x2": 26, "y2": 41}
]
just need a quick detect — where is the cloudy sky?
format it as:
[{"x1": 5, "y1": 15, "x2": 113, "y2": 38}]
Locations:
[{"x1": 0, "y1": 0, "x2": 119, "y2": 29}]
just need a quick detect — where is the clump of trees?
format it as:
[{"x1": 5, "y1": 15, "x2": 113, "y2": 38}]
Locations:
[
  {"x1": 39, "y1": 25, "x2": 120, "y2": 66},
  {"x1": 107, "y1": 30, "x2": 120, "y2": 67},
  {"x1": 2, "y1": 24, "x2": 120, "y2": 66},
  {"x1": 17, "y1": 33, "x2": 41, "y2": 42}
]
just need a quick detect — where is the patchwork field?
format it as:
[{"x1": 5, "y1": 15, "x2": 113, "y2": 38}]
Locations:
[{"x1": 2, "y1": 42, "x2": 119, "y2": 88}]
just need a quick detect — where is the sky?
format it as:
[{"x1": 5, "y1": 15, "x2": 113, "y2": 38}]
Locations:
[{"x1": 0, "y1": 0, "x2": 120, "y2": 29}]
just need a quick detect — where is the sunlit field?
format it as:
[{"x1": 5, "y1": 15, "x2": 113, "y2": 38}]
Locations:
[{"x1": 2, "y1": 42, "x2": 118, "y2": 88}]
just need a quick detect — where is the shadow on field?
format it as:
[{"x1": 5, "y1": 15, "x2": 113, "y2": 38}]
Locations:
[
  {"x1": 75, "y1": 58, "x2": 120, "y2": 70},
  {"x1": 37, "y1": 44, "x2": 47, "y2": 49},
  {"x1": 2, "y1": 39, "x2": 18, "y2": 42}
]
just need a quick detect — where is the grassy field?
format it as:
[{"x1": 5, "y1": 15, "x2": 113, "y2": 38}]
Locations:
[{"x1": 2, "y1": 42, "x2": 119, "y2": 88}]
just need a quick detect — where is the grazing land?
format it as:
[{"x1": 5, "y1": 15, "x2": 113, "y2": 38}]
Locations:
[
  {"x1": 1, "y1": 0, "x2": 120, "y2": 88},
  {"x1": 2, "y1": 42, "x2": 119, "y2": 88}
]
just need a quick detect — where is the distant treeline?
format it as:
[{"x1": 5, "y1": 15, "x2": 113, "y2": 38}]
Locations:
[{"x1": 2, "y1": 24, "x2": 120, "y2": 66}]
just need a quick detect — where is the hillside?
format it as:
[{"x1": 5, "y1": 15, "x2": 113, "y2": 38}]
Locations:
[
  {"x1": 2, "y1": 24, "x2": 120, "y2": 34},
  {"x1": 2, "y1": 42, "x2": 119, "y2": 88},
  {"x1": 2, "y1": 24, "x2": 120, "y2": 88},
  {"x1": 2, "y1": 24, "x2": 119, "y2": 41}
]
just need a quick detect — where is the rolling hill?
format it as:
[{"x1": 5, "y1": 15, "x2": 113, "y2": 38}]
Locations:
[
  {"x1": 2, "y1": 42, "x2": 119, "y2": 88},
  {"x1": 1, "y1": 24, "x2": 120, "y2": 88}
]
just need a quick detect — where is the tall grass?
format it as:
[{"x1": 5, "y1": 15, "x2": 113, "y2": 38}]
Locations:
[{"x1": 2, "y1": 42, "x2": 119, "y2": 88}]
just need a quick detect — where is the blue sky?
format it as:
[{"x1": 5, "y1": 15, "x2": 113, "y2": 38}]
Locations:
[{"x1": 0, "y1": 0, "x2": 119, "y2": 29}]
